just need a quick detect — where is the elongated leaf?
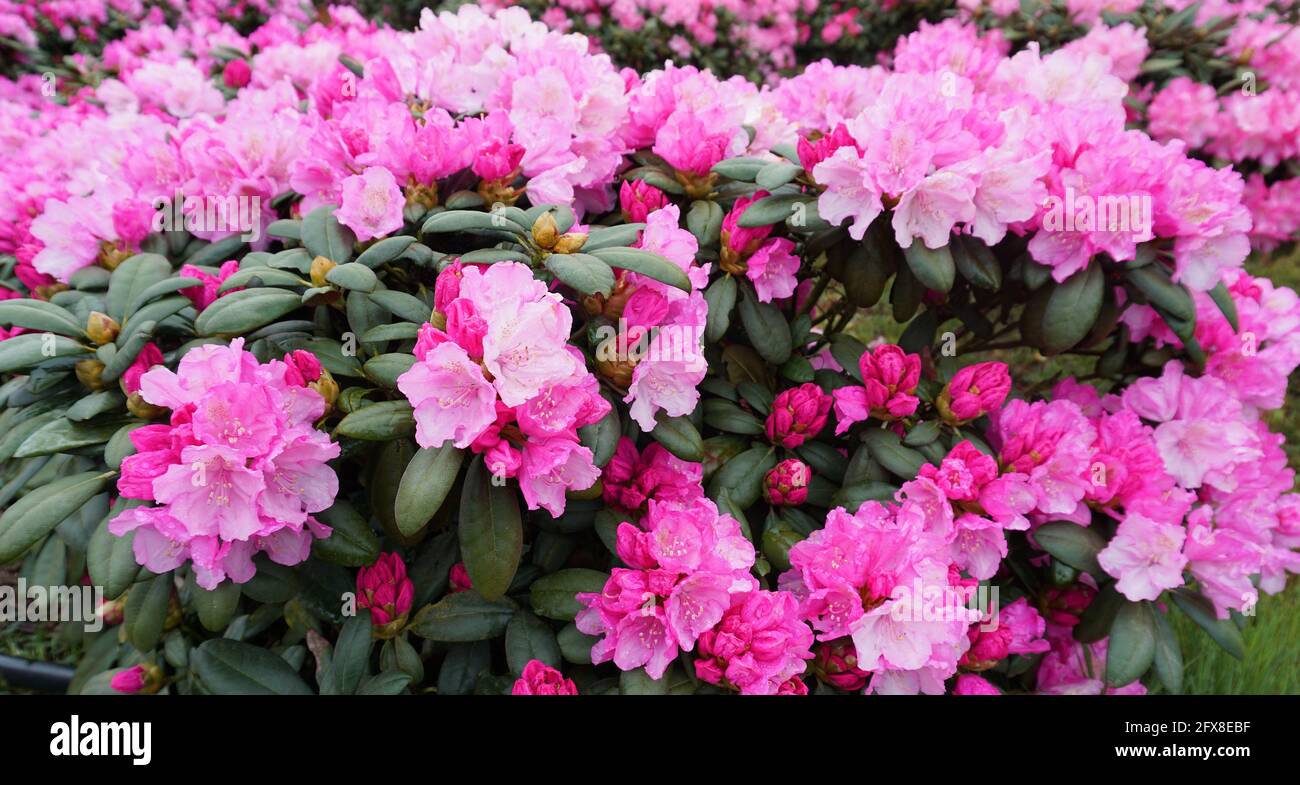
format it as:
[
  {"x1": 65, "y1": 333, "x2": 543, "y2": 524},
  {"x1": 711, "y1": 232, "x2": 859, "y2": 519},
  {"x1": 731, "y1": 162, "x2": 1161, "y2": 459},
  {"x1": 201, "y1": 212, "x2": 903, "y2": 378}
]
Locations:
[
  {"x1": 367, "y1": 290, "x2": 432, "y2": 324},
  {"x1": 590, "y1": 247, "x2": 691, "y2": 292},
  {"x1": 334, "y1": 400, "x2": 415, "y2": 440},
  {"x1": 545, "y1": 253, "x2": 616, "y2": 296},
  {"x1": 301, "y1": 206, "x2": 356, "y2": 263},
  {"x1": 408, "y1": 591, "x2": 517, "y2": 642},
  {"x1": 651, "y1": 413, "x2": 704, "y2": 462},
  {"x1": 355, "y1": 236, "x2": 416, "y2": 268},
  {"x1": 0, "y1": 299, "x2": 85, "y2": 337},
  {"x1": 738, "y1": 286, "x2": 792, "y2": 364},
  {"x1": 1170, "y1": 588, "x2": 1245, "y2": 660},
  {"x1": 0, "y1": 333, "x2": 90, "y2": 373},
  {"x1": 194, "y1": 288, "x2": 302, "y2": 336},
  {"x1": 192, "y1": 638, "x2": 313, "y2": 695},
  {"x1": 530, "y1": 568, "x2": 608, "y2": 621},
  {"x1": 0, "y1": 471, "x2": 113, "y2": 563},
  {"x1": 902, "y1": 242, "x2": 956, "y2": 293},
  {"x1": 314, "y1": 501, "x2": 381, "y2": 567},
  {"x1": 106, "y1": 254, "x2": 172, "y2": 321},
  {"x1": 395, "y1": 444, "x2": 464, "y2": 536},
  {"x1": 1033, "y1": 520, "x2": 1107, "y2": 577},
  {"x1": 458, "y1": 456, "x2": 523, "y2": 601},
  {"x1": 506, "y1": 610, "x2": 562, "y2": 672},
  {"x1": 1106, "y1": 600, "x2": 1156, "y2": 687}
]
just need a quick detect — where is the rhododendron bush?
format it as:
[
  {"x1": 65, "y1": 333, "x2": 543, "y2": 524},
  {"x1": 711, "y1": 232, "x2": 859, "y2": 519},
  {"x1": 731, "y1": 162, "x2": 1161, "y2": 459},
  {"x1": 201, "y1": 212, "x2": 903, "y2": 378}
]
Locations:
[{"x1": 0, "y1": 3, "x2": 1297, "y2": 697}]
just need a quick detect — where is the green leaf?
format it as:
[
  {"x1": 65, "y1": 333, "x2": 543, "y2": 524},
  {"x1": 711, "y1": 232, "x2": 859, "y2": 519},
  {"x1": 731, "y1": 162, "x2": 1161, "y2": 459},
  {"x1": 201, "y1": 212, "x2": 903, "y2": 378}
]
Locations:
[
  {"x1": 366, "y1": 290, "x2": 432, "y2": 324},
  {"x1": 686, "y1": 200, "x2": 723, "y2": 247},
  {"x1": 530, "y1": 568, "x2": 608, "y2": 621},
  {"x1": 335, "y1": 400, "x2": 415, "y2": 440},
  {"x1": 194, "y1": 287, "x2": 302, "y2": 337},
  {"x1": 458, "y1": 456, "x2": 523, "y2": 602},
  {"x1": 578, "y1": 392, "x2": 620, "y2": 469},
  {"x1": 1152, "y1": 608, "x2": 1183, "y2": 694},
  {"x1": 361, "y1": 323, "x2": 420, "y2": 343},
  {"x1": 219, "y1": 266, "x2": 304, "y2": 292},
  {"x1": 704, "y1": 273, "x2": 737, "y2": 343},
  {"x1": 738, "y1": 285, "x2": 792, "y2": 364},
  {"x1": 1106, "y1": 600, "x2": 1156, "y2": 687},
  {"x1": 408, "y1": 591, "x2": 517, "y2": 642},
  {"x1": 590, "y1": 247, "x2": 692, "y2": 292},
  {"x1": 192, "y1": 580, "x2": 241, "y2": 633},
  {"x1": 702, "y1": 399, "x2": 765, "y2": 436},
  {"x1": 651, "y1": 413, "x2": 704, "y2": 462},
  {"x1": 506, "y1": 610, "x2": 561, "y2": 672},
  {"x1": 314, "y1": 500, "x2": 381, "y2": 567},
  {"x1": 106, "y1": 253, "x2": 173, "y2": 321},
  {"x1": 1126, "y1": 264, "x2": 1194, "y2": 322},
  {"x1": 755, "y1": 162, "x2": 803, "y2": 190},
  {"x1": 1075, "y1": 583, "x2": 1124, "y2": 644},
  {"x1": 738, "y1": 194, "x2": 807, "y2": 228},
  {"x1": 0, "y1": 299, "x2": 85, "y2": 337},
  {"x1": 558, "y1": 623, "x2": 597, "y2": 665},
  {"x1": 0, "y1": 332, "x2": 90, "y2": 373},
  {"x1": 325, "y1": 612, "x2": 373, "y2": 695},
  {"x1": 711, "y1": 157, "x2": 769, "y2": 181},
  {"x1": 902, "y1": 242, "x2": 956, "y2": 293},
  {"x1": 355, "y1": 236, "x2": 416, "y2": 268},
  {"x1": 545, "y1": 253, "x2": 616, "y2": 296},
  {"x1": 706, "y1": 446, "x2": 777, "y2": 509},
  {"x1": 363, "y1": 353, "x2": 416, "y2": 388},
  {"x1": 192, "y1": 638, "x2": 314, "y2": 695},
  {"x1": 14, "y1": 416, "x2": 128, "y2": 458},
  {"x1": 395, "y1": 444, "x2": 464, "y2": 537},
  {"x1": 125, "y1": 573, "x2": 171, "y2": 652},
  {"x1": 0, "y1": 471, "x2": 113, "y2": 563},
  {"x1": 183, "y1": 234, "x2": 246, "y2": 269},
  {"x1": 66, "y1": 391, "x2": 126, "y2": 423},
  {"x1": 1208, "y1": 281, "x2": 1239, "y2": 332},
  {"x1": 1033, "y1": 521, "x2": 1107, "y2": 577},
  {"x1": 357, "y1": 669, "x2": 412, "y2": 695},
  {"x1": 301, "y1": 206, "x2": 356, "y2": 263},
  {"x1": 325, "y1": 262, "x2": 378, "y2": 292},
  {"x1": 861, "y1": 428, "x2": 927, "y2": 480},
  {"x1": 88, "y1": 503, "x2": 143, "y2": 599},
  {"x1": 1024, "y1": 260, "x2": 1104, "y2": 354},
  {"x1": 952, "y1": 236, "x2": 1002, "y2": 290},
  {"x1": 422, "y1": 209, "x2": 520, "y2": 236},
  {"x1": 584, "y1": 224, "x2": 646, "y2": 251},
  {"x1": 1169, "y1": 588, "x2": 1245, "y2": 660},
  {"x1": 265, "y1": 219, "x2": 301, "y2": 241}
]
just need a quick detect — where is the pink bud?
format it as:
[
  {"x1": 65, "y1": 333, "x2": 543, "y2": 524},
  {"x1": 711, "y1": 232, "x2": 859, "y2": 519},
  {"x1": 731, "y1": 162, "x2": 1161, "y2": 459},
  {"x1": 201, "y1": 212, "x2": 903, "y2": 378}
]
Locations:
[
  {"x1": 721, "y1": 191, "x2": 775, "y2": 259},
  {"x1": 283, "y1": 350, "x2": 322, "y2": 386},
  {"x1": 434, "y1": 260, "x2": 464, "y2": 312},
  {"x1": 512, "y1": 660, "x2": 578, "y2": 695},
  {"x1": 449, "y1": 562, "x2": 473, "y2": 594},
  {"x1": 765, "y1": 383, "x2": 832, "y2": 448},
  {"x1": 797, "y1": 124, "x2": 856, "y2": 173},
  {"x1": 764, "y1": 459, "x2": 811, "y2": 506},
  {"x1": 357, "y1": 553, "x2": 414, "y2": 627},
  {"x1": 945, "y1": 361, "x2": 1011, "y2": 421},
  {"x1": 813, "y1": 639, "x2": 869, "y2": 691},
  {"x1": 472, "y1": 138, "x2": 525, "y2": 181},
  {"x1": 619, "y1": 180, "x2": 668, "y2": 222},
  {"x1": 1040, "y1": 584, "x2": 1096, "y2": 627},
  {"x1": 444, "y1": 298, "x2": 488, "y2": 359},
  {"x1": 222, "y1": 58, "x2": 252, "y2": 89},
  {"x1": 960, "y1": 623, "x2": 1012, "y2": 669},
  {"x1": 110, "y1": 665, "x2": 147, "y2": 694},
  {"x1": 859, "y1": 344, "x2": 922, "y2": 419}
]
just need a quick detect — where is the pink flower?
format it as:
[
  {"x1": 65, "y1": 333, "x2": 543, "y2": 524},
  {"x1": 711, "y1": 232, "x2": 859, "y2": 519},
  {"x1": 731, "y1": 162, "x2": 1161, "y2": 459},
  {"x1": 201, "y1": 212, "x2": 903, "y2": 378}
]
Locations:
[
  {"x1": 833, "y1": 344, "x2": 922, "y2": 432},
  {"x1": 798, "y1": 124, "x2": 856, "y2": 174},
  {"x1": 121, "y1": 343, "x2": 164, "y2": 395},
  {"x1": 764, "y1": 459, "x2": 811, "y2": 506},
  {"x1": 765, "y1": 383, "x2": 832, "y2": 448},
  {"x1": 693, "y1": 590, "x2": 815, "y2": 695},
  {"x1": 746, "y1": 238, "x2": 800, "y2": 303},
  {"x1": 942, "y1": 361, "x2": 1011, "y2": 422},
  {"x1": 1097, "y1": 513, "x2": 1188, "y2": 601},
  {"x1": 357, "y1": 552, "x2": 414, "y2": 628},
  {"x1": 518, "y1": 437, "x2": 600, "y2": 516},
  {"x1": 990, "y1": 399, "x2": 1096, "y2": 516},
  {"x1": 620, "y1": 180, "x2": 668, "y2": 222},
  {"x1": 601, "y1": 438, "x2": 704, "y2": 513},
  {"x1": 398, "y1": 340, "x2": 499, "y2": 450},
  {"x1": 338, "y1": 166, "x2": 404, "y2": 242},
  {"x1": 512, "y1": 660, "x2": 578, "y2": 695},
  {"x1": 178, "y1": 261, "x2": 240, "y2": 311}
]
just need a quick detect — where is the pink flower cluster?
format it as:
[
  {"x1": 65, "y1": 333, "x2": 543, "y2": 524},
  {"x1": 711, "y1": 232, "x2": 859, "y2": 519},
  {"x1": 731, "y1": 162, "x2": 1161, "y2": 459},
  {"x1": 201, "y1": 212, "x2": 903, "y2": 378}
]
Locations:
[
  {"x1": 397, "y1": 261, "x2": 608, "y2": 517},
  {"x1": 576, "y1": 495, "x2": 813, "y2": 693},
  {"x1": 111, "y1": 340, "x2": 339, "y2": 589}
]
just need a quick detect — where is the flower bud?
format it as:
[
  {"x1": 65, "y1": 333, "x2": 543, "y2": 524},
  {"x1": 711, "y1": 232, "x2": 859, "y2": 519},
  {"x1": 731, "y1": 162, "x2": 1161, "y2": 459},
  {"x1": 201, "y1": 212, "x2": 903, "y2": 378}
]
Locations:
[
  {"x1": 449, "y1": 562, "x2": 473, "y2": 593},
  {"x1": 310, "y1": 255, "x2": 336, "y2": 288},
  {"x1": 953, "y1": 673, "x2": 1001, "y2": 695},
  {"x1": 763, "y1": 459, "x2": 810, "y2": 506},
  {"x1": 222, "y1": 58, "x2": 252, "y2": 89},
  {"x1": 960, "y1": 624, "x2": 1012, "y2": 671},
  {"x1": 285, "y1": 349, "x2": 323, "y2": 385},
  {"x1": 127, "y1": 392, "x2": 169, "y2": 420},
  {"x1": 812, "y1": 639, "x2": 869, "y2": 691},
  {"x1": 620, "y1": 180, "x2": 668, "y2": 222},
  {"x1": 75, "y1": 358, "x2": 106, "y2": 390},
  {"x1": 550, "y1": 232, "x2": 587, "y2": 254},
  {"x1": 512, "y1": 660, "x2": 578, "y2": 695},
  {"x1": 939, "y1": 361, "x2": 1011, "y2": 424},
  {"x1": 110, "y1": 663, "x2": 163, "y2": 695},
  {"x1": 1038, "y1": 584, "x2": 1096, "y2": 627},
  {"x1": 121, "y1": 343, "x2": 164, "y2": 395},
  {"x1": 357, "y1": 552, "x2": 414, "y2": 638},
  {"x1": 765, "y1": 383, "x2": 832, "y2": 448},
  {"x1": 309, "y1": 368, "x2": 340, "y2": 415},
  {"x1": 531, "y1": 211, "x2": 560, "y2": 249},
  {"x1": 86, "y1": 311, "x2": 120, "y2": 345},
  {"x1": 97, "y1": 597, "x2": 126, "y2": 626},
  {"x1": 97, "y1": 240, "x2": 131, "y2": 270}
]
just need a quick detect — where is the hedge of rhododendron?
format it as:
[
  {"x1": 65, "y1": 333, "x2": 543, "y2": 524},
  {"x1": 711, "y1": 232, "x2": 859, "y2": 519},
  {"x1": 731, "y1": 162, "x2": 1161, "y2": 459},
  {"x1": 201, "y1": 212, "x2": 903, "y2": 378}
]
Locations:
[{"x1": 0, "y1": 2, "x2": 1297, "y2": 697}]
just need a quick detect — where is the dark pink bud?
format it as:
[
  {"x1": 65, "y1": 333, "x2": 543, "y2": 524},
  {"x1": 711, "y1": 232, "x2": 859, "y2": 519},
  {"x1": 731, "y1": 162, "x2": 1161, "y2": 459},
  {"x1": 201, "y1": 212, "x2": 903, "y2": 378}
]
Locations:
[
  {"x1": 953, "y1": 674, "x2": 1001, "y2": 695},
  {"x1": 797, "y1": 124, "x2": 856, "y2": 174},
  {"x1": 357, "y1": 552, "x2": 414, "y2": 627},
  {"x1": 619, "y1": 180, "x2": 668, "y2": 222},
  {"x1": 1040, "y1": 584, "x2": 1096, "y2": 627},
  {"x1": 449, "y1": 562, "x2": 473, "y2": 594},
  {"x1": 512, "y1": 660, "x2": 578, "y2": 695},
  {"x1": 721, "y1": 190, "x2": 775, "y2": 259},
  {"x1": 764, "y1": 458, "x2": 810, "y2": 506},
  {"x1": 222, "y1": 58, "x2": 252, "y2": 89},
  {"x1": 961, "y1": 623, "x2": 1012, "y2": 669},
  {"x1": 944, "y1": 361, "x2": 1011, "y2": 422},
  {"x1": 765, "y1": 383, "x2": 832, "y2": 448},
  {"x1": 813, "y1": 639, "x2": 869, "y2": 691},
  {"x1": 859, "y1": 344, "x2": 922, "y2": 419},
  {"x1": 444, "y1": 298, "x2": 488, "y2": 359},
  {"x1": 110, "y1": 665, "x2": 147, "y2": 694},
  {"x1": 284, "y1": 349, "x2": 322, "y2": 386},
  {"x1": 434, "y1": 260, "x2": 463, "y2": 312}
]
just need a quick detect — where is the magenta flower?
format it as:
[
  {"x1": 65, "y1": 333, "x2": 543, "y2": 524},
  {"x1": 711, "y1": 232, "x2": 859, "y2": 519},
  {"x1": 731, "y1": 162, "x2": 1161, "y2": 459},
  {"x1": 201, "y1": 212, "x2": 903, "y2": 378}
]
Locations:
[
  {"x1": 764, "y1": 459, "x2": 811, "y2": 506},
  {"x1": 512, "y1": 660, "x2": 578, "y2": 695},
  {"x1": 619, "y1": 180, "x2": 668, "y2": 222},
  {"x1": 832, "y1": 344, "x2": 922, "y2": 432},
  {"x1": 357, "y1": 552, "x2": 415, "y2": 628},
  {"x1": 110, "y1": 665, "x2": 147, "y2": 694},
  {"x1": 765, "y1": 383, "x2": 832, "y2": 448},
  {"x1": 602, "y1": 438, "x2": 704, "y2": 513},
  {"x1": 221, "y1": 59, "x2": 252, "y2": 89},
  {"x1": 812, "y1": 638, "x2": 870, "y2": 692},
  {"x1": 178, "y1": 261, "x2": 240, "y2": 311},
  {"x1": 449, "y1": 562, "x2": 473, "y2": 594},
  {"x1": 953, "y1": 674, "x2": 1001, "y2": 695},
  {"x1": 121, "y1": 343, "x2": 164, "y2": 395}
]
